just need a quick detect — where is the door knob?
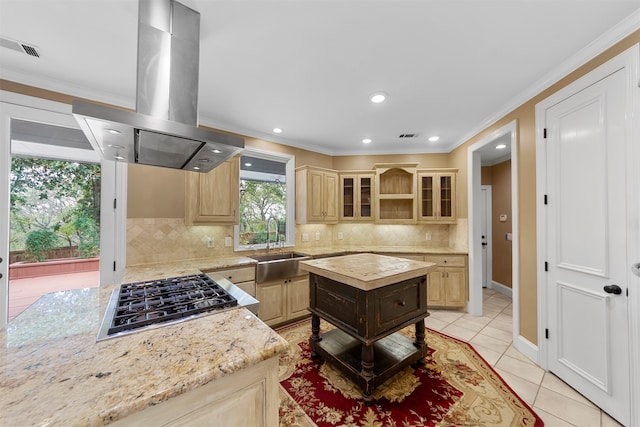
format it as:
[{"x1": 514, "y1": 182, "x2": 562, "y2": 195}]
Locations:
[
  {"x1": 633, "y1": 263, "x2": 640, "y2": 278},
  {"x1": 603, "y1": 284, "x2": 622, "y2": 295}
]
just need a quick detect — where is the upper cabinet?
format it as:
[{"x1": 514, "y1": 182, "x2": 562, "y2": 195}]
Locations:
[
  {"x1": 418, "y1": 169, "x2": 457, "y2": 223},
  {"x1": 374, "y1": 163, "x2": 418, "y2": 224},
  {"x1": 185, "y1": 157, "x2": 240, "y2": 225},
  {"x1": 339, "y1": 172, "x2": 375, "y2": 221},
  {"x1": 296, "y1": 166, "x2": 339, "y2": 224}
]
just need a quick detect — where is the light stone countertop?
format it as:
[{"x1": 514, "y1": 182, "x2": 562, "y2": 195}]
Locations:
[
  {"x1": 300, "y1": 253, "x2": 437, "y2": 290},
  {"x1": 0, "y1": 256, "x2": 287, "y2": 427},
  {"x1": 295, "y1": 245, "x2": 468, "y2": 258}
]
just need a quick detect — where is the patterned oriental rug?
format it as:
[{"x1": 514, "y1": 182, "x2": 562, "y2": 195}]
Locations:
[{"x1": 277, "y1": 319, "x2": 543, "y2": 427}]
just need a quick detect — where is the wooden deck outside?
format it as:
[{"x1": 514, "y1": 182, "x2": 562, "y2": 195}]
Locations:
[{"x1": 8, "y1": 270, "x2": 99, "y2": 321}]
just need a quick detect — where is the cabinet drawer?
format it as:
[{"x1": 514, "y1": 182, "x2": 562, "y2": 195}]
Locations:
[
  {"x1": 206, "y1": 266, "x2": 256, "y2": 283},
  {"x1": 374, "y1": 278, "x2": 426, "y2": 335},
  {"x1": 424, "y1": 255, "x2": 466, "y2": 267}
]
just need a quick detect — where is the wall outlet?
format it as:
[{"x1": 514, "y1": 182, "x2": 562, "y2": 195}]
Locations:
[
  {"x1": 315, "y1": 231, "x2": 320, "y2": 241},
  {"x1": 302, "y1": 233, "x2": 309, "y2": 242},
  {"x1": 337, "y1": 232, "x2": 343, "y2": 240},
  {"x1": 224, "y1": 236, "x2": 232, "y2": 247},
  {"x1": 425, "y1": 232, "x2": 432, "y2": 241},
  {"x1": 207, "y1": 236, "x2": 214, "y2": 248}
]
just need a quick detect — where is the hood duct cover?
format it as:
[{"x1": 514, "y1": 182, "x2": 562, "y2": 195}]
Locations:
[{"x1": 73, "y1": 0, "x2": 243, "y2": 173}]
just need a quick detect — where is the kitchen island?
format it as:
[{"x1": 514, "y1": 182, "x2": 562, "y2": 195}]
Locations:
[
  {"x1": 300, "y1": 253, "x2": 436, "y2": 403},
  {"x1": 0, "y1": 257, "x2": 288, "y2": 426}
]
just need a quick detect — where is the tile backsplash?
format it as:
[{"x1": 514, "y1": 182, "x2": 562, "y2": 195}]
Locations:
[{"x1": 127, "y1": 218, "x2": 469, "y2": 265}]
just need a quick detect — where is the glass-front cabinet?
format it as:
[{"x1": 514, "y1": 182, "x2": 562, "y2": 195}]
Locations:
[
  {"x1": 340, "y1": 172, "x2": 375, "y2": 221},
  {"x1": 418, "y1": 169, "x2": 457, "y2": 223}
]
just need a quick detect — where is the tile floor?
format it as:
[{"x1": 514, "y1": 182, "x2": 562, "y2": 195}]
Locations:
[{"x1": 426, "y1": 288, "x2": 624, "y2": 427}]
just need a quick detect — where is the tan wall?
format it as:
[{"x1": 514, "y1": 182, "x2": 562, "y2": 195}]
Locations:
[
  {"x1": 450, "y1": 33, "x2": 640, "y2": 344},
  {"x1": 490, "y1": 161, "x2": 512, "y2": 288}
]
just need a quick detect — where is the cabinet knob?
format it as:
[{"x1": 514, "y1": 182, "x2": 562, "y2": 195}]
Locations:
[{"x1": 397, "y1": 300, "x2": 406, "y2": 307}]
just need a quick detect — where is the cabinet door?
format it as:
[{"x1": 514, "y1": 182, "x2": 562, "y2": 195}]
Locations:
[
  {"x1": 445, "y1": 267, "x2": 467, "y2": 307},
  {"x1": 340, "y1": 175, "x2": 356, "y2": 220},
  {"x1": 438, "y1": 173, "x2": 456, "y2": 221},
  {"x1": 323, "y1": 171, "x2": 339, "y2": 222},
  {"x1": 419, "y1": 174, "x2": 436, "y2": 221},
  {"x1": 426, "y1": 269, "x2": 446, "y2": 306},
  {"x1": 308, "y1": 169, "x2": 326, "y2": 221},
  {"x1": 256, "y1": 281, "x2": 286, "y2": 325},
  {"x1": 287, "y1": 276, "x2": 310, "y2": 320},
  {"x1": 185, "y1": 158, "x2": 239, "y2": 224},
  {"x1": 358, "y1": 175, "x2": 374, "y2": 220}
]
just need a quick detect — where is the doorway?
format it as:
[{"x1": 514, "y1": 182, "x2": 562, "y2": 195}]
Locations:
[
  {"x1": 467, "y1": 120, "x2": 523, "y2": 354},
  {"x1": 480, "y1": 185, "x2": 492, "y2": 288},
  {"x1": 0, "y1": 92, "x2": 128, "y2": 328}
]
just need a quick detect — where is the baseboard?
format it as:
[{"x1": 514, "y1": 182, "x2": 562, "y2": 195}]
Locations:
[
  {"x1": 490, "y1": 281, "x2": 513, "y2": 298},
  {"x1": 514, "y1": 335, "x2": 539, "y2": 366}
]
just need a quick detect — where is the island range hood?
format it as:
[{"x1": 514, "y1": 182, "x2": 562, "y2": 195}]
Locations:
[{"x1": 73, "y1": 0, "x2": 243, "y2": 173}]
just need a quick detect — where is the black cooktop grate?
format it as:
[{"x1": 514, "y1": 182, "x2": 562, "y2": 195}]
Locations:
[{"x1": 107, "y1": 273, "x2": 237, "y2": 335}]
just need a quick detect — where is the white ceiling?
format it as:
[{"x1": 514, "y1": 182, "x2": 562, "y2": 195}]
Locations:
[{"x1": 1, "y1": 1, "x2": 638, "y2": 157}]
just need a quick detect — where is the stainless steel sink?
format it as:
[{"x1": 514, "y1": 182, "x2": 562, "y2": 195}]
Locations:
[{"x1": 250, "y1": 252, "x2": 311, "y2": 283}]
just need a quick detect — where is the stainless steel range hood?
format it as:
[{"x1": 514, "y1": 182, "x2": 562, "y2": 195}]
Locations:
[{"x1": 73, "y1": 0, "x2": 243, "y2": 173}]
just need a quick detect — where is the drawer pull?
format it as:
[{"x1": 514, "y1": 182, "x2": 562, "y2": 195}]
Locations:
[{"x1": 397, "y1": 300, "x2": 406, "y2": 307}]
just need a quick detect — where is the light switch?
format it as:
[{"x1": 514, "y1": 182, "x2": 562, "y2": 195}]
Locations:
[
  {"x1": 315, "y1": 231, "x2": 320, "y2": 241},
  {"x1": 224, "y1": 236, "x2": 232, "y2": 247}
]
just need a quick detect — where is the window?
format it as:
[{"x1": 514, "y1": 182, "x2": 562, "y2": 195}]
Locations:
[{"x1": 234, "y1": 148, "x2": 294, "y2": 250}]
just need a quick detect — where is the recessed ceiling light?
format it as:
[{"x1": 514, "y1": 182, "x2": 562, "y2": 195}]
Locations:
[
  {"x1": 369, "y1": 92, "x2": 387, "y2": 103},
  {"x1": 193, "y1": 166, "x2": 201, "y2": 170},
  {"x1": 107, "y1": 144, "x2": 125, "y2": 149},
  {"x1": 211, "y1": 149, "x2": 221, "y2": 154},
  {"x1": 362, "y1": 138, "x2": 372, "y2": 144},
  {"x1": 114, "y1": 155, "x2": 125, "y2": 161},
  {"x1": 244, "y1": 162, "x2": 252, "y2": 167},
  {"x1": 273, "y1": 128, "x2": 283, "y2": 134},
  {"x1": 106, "y1": 129, "x2": 121, "y2": 135},
  {"x1": 496, "y1": 144, "x2": 507, "y2": 149},
  {"x1": 428, "y1": 136, "x2": 439, "y2": 142}
]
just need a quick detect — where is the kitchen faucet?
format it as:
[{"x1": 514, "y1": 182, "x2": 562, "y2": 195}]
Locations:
[{"x1": 266, "y1": 216, "x2": 279, "y2": 252}]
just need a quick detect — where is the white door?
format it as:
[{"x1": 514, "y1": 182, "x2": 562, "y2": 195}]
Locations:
[
  {"x1": 544, "y1": 67, "x2": 629, "y2": 424},
  {"x1": 480, "y1": 186, "x2": 491, "y2": 288}
]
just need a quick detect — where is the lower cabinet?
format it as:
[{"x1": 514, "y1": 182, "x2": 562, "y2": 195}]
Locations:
[
  {"x1": 204, "y1": 266, "x2": 256, "y2": 297},
  {"x1": 110, "y1": 357, "x2": 279, "y2": 427},
  {"x1": 256, "y1": 275, "x2": 310, "y2": 326},
  {"x1": 424, "y1": 255, "x2": 468, "y2": 308}
]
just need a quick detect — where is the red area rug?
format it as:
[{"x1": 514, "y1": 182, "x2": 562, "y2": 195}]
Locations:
[{"x1": 277, "y1": 319, "x2": 543, "y2": 427}]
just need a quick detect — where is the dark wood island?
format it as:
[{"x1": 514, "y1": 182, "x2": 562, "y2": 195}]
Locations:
[{"x1": 300, "y1": 253, "x2": 436, "y2": 403}]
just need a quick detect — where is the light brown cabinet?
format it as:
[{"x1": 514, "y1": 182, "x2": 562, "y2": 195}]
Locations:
[
  {"x1": 424, "y1": 255, "x2": 467, "y2": 308},
  {"x1": 204, "y1": 266, "x2": 256, "y2": 297},
  {"x1": 339, "y1": 172, "x2": 375, "y2": 221},
  {"x1": 185, "y1": 157, "x2": 239, "y2": 225},
  {"x1": 374, "y1": 163, "x2": 418, "y2": 224},
  {"x1": 110, "y1": 357, "x2": 279, "y2": 427},
  {"x1": 418, "y1": 170, "x2": 457, "y2": 223},
  {"x1": 295, "y1": 166, "x2": 339, "y2": 224},
  {"x1": 256, "y1": 274, "x2": 309, "y2": 326}
]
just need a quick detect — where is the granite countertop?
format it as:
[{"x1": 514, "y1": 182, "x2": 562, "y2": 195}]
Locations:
[
  {"x1": 0, "y1": 256, "x2": 288, "y2": 426},
  {"x1": 300, "y1": 253, "x2": 436, "y2": 290}
]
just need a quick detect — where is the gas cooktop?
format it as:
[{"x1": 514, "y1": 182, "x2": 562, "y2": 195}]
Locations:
[{"x1": 97, "y1": 273, "x2": 248, "y2": 341}]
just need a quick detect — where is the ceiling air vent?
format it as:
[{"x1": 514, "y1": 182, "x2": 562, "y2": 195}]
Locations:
[
  {"x1": 0, "y1": 36, "x2": 40, "y2": 58},
  {"x1": 399, "y1": 133, "x2": 418, "y2": 139}
]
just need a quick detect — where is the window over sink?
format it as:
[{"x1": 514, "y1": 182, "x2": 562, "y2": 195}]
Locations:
[{"x1": 234, "y1": 148, "x2": 295, "y2": 251}]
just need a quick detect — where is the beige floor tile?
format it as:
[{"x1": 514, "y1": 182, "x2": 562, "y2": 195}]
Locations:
[
  {"x1": 540, "y1": 373, "x2": 596, "y2": 408},
  {"x1": 441, "y1": 324, "x2": 478, "y2": 341},
  {"x1": 460, "y1": 313, "x2": 493, "y2": 326},
  {"x1": 471, "y1": 343, "x2": 503, "y2": 366},
  {"x1": 424, "y1": 316, "x2": 449, "y2": 331},
  {"x1": 495, "y1": 354, "x2": 545, "y2": 385},
  {"x1": 482, "y1": 308, "x2": 502, "y2": 319},
  {"x1": 470, "y1": 333, "x2": 511, "y2": 354},
  {"x1": 480, "y1": 325, "x2": 513, "y2": 343},
  {"x1": 534, "y1": 387, "x2": 601, "y2": 427},
  {"x1": 495, "y1": 312, "x2": 514, "y2": 323},
  {"x1": 503, "y1": 345, "x2": 537, "y2": 366},
  {"x1": 450, "y1": 316, "x2": 487, "y2": 333},
  {"x1": 488, "y1": 317, "x2": 513, "y2": 333},
  {"x1": 494, "y1": 368, "x2": 540, "y2": 405},
  {"x1": 601, "y1": 411, "x2": 624, "y2": 427},
  {"x1": 532, "y1": 406, "x2": 577, "y2": 427},
  {"x1": 428, "y1": 310, "x2": 465, "y2": 323}
]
